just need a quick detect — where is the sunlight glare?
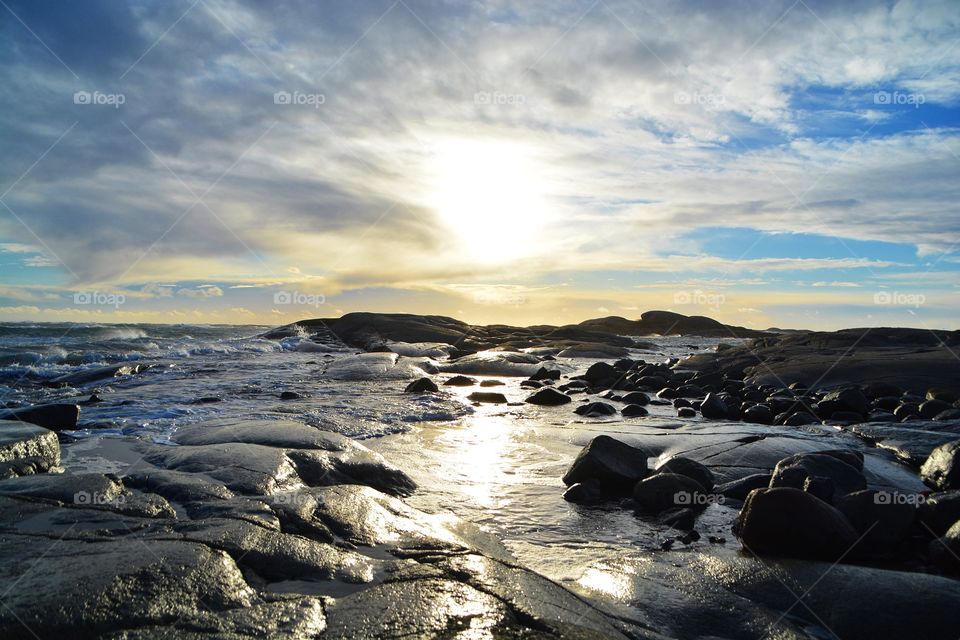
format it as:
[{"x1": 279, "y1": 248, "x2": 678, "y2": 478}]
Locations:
[{"x1": 428, "y1": 139, "x2": 550, "y2": 262}]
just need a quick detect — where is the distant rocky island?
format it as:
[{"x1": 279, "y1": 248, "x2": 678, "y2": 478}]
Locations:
[{"x1": 264, "y1": 309, "x2": 772, "y2": 350}]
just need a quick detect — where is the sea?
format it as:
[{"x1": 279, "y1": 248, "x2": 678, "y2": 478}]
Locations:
[{"x1": 0, "y1": 321, "x2": 745, "y2": 609}]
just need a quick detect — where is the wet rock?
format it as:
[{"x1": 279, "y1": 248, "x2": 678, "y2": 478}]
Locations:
[
  {"x1": 819, "y1": 386, "x2": 869, "y2": 417},
  {"x1": 742, "y1": 404, "x2": 774, "y2": 425},
  {"x1": 735, "y1": 487, "x2": 859, "y2": 560},
  {"x1": 621, "y1": 404, "x2": 649, "y2": 418},
  {"x1": 715, "y1": 473, "x2": 772, "y2": 500},
  {"x1": 920, "y1": 439, "x2": 960, "y2": 491},
  {"x1": 852, "y1": 423, "x2": 960, "y2": 466},
  {"x1": 656, "y1": 387, "x2": 679, "y2": 400},
  {"x1": 584, "y1": 361, "x2": 619, "y2": 387},
  {"x1": 280, "y1": 390, "x2": 303, "y2": 400},
  {"x1": 0, "y1": 403, "x2": 79, "y2": 431},
  {"x1": 0, "y1": 535, "x2": 262, "y2": 638},
  {"x1": 677, "y1": 406, "x2": 696, "y2": 418},
  {"x1": 783, "y1": 411, "x2": 819, "y2": 426},
  {"x1": 930, "y1": 520, "x2": 960, "y2": 573},
  {"x1": 524, "y1": 388, "x2": 571, "y2": 406},
  {"x1": 562, "y1": 435, "x2": 649, "y2": 493},
  {"x1": 562, "y1": 479, "x2": 606, "y2": 505},
  {"x1": 44, "y1": 363, "x2": 151, "y2": 387},
  {"x1": 404, "y1": 377, "x2": 438, "y2": 393},
  {"x1": 621, "y1": 391, "x2": 651, "y2": 405},
  {"x1": 479, "y1": 379, "x2": 504, "y2": 387},
  {"x1": 802, "y1": 476, "x2": 835, "y2": 503},
  {"x1": 927, "y1": 388, "x2": 958, "y2": 403},
  {"x1": 633, "y1": 473, "x2": 707, "y2": 513},
  {"x1": 124, "y1": 469, "x2": 235, "y2": 503},
  {"x1": 699, "y1": 393, "x2": 728, "y2": 419},
  {"x1": 574, "y1": 401, "x2": 618, "y2": 417},
  {"x1": 828, "y1": 410, "x2": 865, "y2": 423},
  {"x1": 443, "y1": 375, "x2": 477, "y2": 386},
  {"x1": 0, "y1": 422, "x2": 60, "y2": 479},
  {"x1": 466, "y1": 391, "x2": 507, "y2": 404},
  {"x1": 935, "y1": 409, "x2": 960, "y2": 420},
  {"x1": 530, "y1": 366, "x2": 561, "y2": 381},
  {"x1": 837, "y1": 489, "x2": 915, "y2": 553},
  {"x1": 917, "y1": 490, "x2": 960, "y2": 536},
  {"x1": 770, "y1": 452, "x2": 866, "y2": 501},
  {"x1": 655, "y1": 457, "x2": 715, "y2": 491},
  {"x1": 144, "y1": 443, "x2": 300, "y2": 496}
]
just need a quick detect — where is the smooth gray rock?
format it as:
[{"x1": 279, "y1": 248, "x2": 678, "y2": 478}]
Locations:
[{"x1": 699, "y1": 393, "x2": 728, "y2": 419}]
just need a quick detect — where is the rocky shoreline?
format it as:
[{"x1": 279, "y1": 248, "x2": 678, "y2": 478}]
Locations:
[{"x1": 2, "y1": 312, "x2": 960, "y2": 638}]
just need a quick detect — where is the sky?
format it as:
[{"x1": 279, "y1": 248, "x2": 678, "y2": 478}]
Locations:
[{"x1": 1, "y1": 0, "x2": 959, "y2": 330}]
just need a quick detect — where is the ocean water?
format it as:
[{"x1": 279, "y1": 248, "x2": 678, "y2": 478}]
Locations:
[{"x1": 0, "y1": 322, "x2": 743, "y2": 603}]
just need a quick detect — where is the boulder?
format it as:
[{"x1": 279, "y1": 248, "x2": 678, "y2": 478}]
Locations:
[
  {"x1": 561, "y1": 479, "x2": 606, "y2": 505},
  {"x1": 919, "y1": 399, "x2": 953, "y2": 419},
  {"x1": 930, "y1": 520, "x2": 960, "y2": 573},
  {"x1": 0, "y1": 404, "x2": 79, "y2": 431},
  {"x1": 466, "y1": 392, "x2": 507, "y2": 404},
  {"x1": 819, "y1": 387, "x2": 869, "y2": 417},
  {"x1": 715, "y1": 473, "x2": 772, "y2": 500},
  {"x1": 633, "y1": 473, "x2": 707, "y2": 513},
  {"x1": 404, "y1": 378, "x2": 438, "y2": 393},
  {"x1": 655, "y1": 457, "x2": 715, "y2": 491},
  {"x1": 770, "y1": 452, "x2": 866, "y2": 501},
  {"x1": 735, "y1": 487, "x2": 859, "y2": 559},
  {"x1": 443, "y1": 375, "x2": 477, "y2": 386},
  {"x1": 917, "y1": 490, "x2": 960, "y2": 536},
  {"x1": 584, "y1": 361, "x2": 619, "y2": 387},
  {"x1": 742, "y1": 404, "x2": 774, "y2": 425},
  {"x1": 573, "y1": 402, "x2": 618, "y2": 417},
  {"x1": 562, "y1": 435, "x2": 649, "y2": 493},
  {"x1": 920, "y1": 440, "x2": 960, "y2": 491},
  {"x1": 620, "y1": 391, "x2": 651, "y2": 405},
  {"x1": 837, "y1": 489, "x2": 915, "y2": 553},
  {"x1": 621, "y1": 404, "x2": 649, "y2": 418},
  {"x1": 699, "y1": 393, "x2": 728, "y2": 419},
  {"x1": 524, "y1": 388, "x2": 572, "y2": 406}
]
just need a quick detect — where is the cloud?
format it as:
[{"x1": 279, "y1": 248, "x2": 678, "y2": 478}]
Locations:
[
  {"x1": 177, "y1": 285, "x2": 224, "y2": 298},
  {"x1": 0, "y1": 0, "x2": 958, "y2": 328}
]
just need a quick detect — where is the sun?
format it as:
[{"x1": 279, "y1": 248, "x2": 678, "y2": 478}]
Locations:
[{"x1": 427, "y1": 139, "x2": 550, "y2": 262}]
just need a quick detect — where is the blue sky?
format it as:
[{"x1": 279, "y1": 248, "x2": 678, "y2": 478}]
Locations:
[{"x1": 0, "y1": 0, "x2": 958, "y2": 329}]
